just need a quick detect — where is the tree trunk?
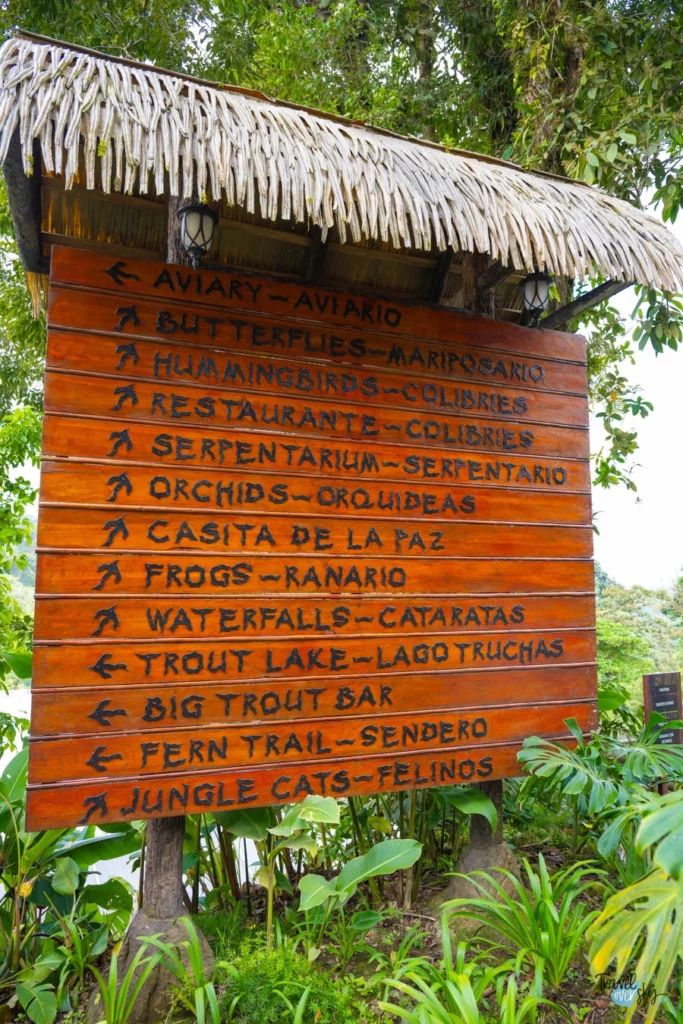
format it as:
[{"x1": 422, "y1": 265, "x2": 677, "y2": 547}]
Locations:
[
  {"x1": 417, "y1": 1, "x2": 436, "y2": 141},
  {"x1": 140, "y1": 193, "x2": 189, "y2": 924},
  {"x1": 468, "y1": 779, "x2": 504, "y2": 847},
  {"x1": 142, "y1": 816, "x2": 186, "y2": 918},
  {"x1": 459, "y1": 252, "x2": 504, "y2": 845}
]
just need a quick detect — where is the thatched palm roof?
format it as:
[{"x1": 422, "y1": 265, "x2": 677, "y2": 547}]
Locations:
[{"x1": 1, "y1": 33, "x2": 682, "y2": 293}]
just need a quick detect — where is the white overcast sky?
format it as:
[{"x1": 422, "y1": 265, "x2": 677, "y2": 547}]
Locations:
[{"x1": 590, "y1": 212, "x2": 683, "y2": 591}]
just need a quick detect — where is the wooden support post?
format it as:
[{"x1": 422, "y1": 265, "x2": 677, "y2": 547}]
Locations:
[
  {"x1": 455, "y1": 253, "x2": 504, "y2": 850},
  {"x1": 429, "y1": 246, "x2": 454, "y2": 304},
  {"x1": 139, "y1": 193, "x2": 188, "y2": 923},
  {"x1": 428, "y1": 257, "x2": 518, "y2": 917},
  {"x1": 541, "y1": 279, "x2": 631, "y2": 330},
  {"x1": 460, "y1": 251, "x2": 495, "y2": 318},
  {"x1": 141, "y1": 815, "x2": 186, "y2": 918},
  {"x1": 468, "y1": 780, "x2": 504, "y2": 847},
  {"x1": 90, "y1": 193, "x2": 214, "y2": 1024}
]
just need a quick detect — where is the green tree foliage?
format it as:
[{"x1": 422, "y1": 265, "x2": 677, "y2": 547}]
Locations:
[
  {"x1": 0, "y1": 0, "x2": 217, "y2": 678},
  {"x1": 662, "y1": 567, "x2": 683, "y2": 624},
  {"x1": 201, "y1": 0, "x2": 683, "y2": 490},
  {"x1": 0, "y1": 0, "x2": 211, "y2": 69},
  {"x1": 599, "y1": 580, "x2": 682, "y2": 678},
  {"x1": 596, "y1": 618, "x2": 653, "y2": 695},
  {"x1": 1, "y1": 0, "x2": 682, "y2": 492},
  {"x1": 594, "y1": 561, "x2": 616, "y2": 597},
  {"x1": 0, "y1": 407, "x2": 40, "y2": 683},
  {"x1": 0, "y1": 180, "x2": 45, "y2": 417}
]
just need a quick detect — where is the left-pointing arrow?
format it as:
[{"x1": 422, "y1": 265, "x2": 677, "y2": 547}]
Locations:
[
  {"x1": 105, "y1": 262, "x2": 140, "y2": 287},
  {"x1": 89, "y1": 654, "x2": 128, "y2": 679},
  {"x1": 88, "y1": 699, "x2": 128, "y2": 728},
  {"x1": 86, "y1": 746, "x2": 124, "y2": 773}
]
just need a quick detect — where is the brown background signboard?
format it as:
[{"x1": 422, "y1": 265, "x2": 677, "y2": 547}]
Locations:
[
  {"x1": 26, "y1": 245, "x2": 597, "y2": 829},
  {"x1": 643, "y1": 672, "x2": 683, "y2": 745}
]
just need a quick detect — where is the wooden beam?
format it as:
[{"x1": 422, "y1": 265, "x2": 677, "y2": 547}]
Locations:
[
  {"x1": 429, "y1": 246, "x2": 454, "y2": 304},
  {"x1": 3, "y1": 131, "x2": 48, "y2": 274},
  {"x1": 41, "y1": 232, "x2": 162, "y2": 262},
  {"x1": 477, "y1": 259, "x2": 514, "y2": 293},
  {"x1": 541, "y1": 279, "x2": 632, "y2": 330}
]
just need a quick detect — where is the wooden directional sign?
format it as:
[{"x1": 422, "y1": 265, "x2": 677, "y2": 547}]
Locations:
[{"x1": 26, "y1": 245, "x2": 598, "y2": 829}]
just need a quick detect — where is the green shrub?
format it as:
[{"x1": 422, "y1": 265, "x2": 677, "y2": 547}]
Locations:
[{"x1": 220, "y1": 938, "x2": 366, "y2": 1023}]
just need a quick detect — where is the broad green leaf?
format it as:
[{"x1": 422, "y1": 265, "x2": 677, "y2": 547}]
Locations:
[
  {"x1": 18, "y1": 951, "x2": 64, "y2": 984},
  {"x1": 55, "y1": 830, "x2": 140, "y2": 869},
  {"x1": 82, "y1": 879, "x2": 133, "y2": 913},
  {"x1": 444, "y1": 787, "x2": 498, "y2": 832},
  {"x1": 349, "y1": 909, "x2": 383, "y2": 932},
  {"x1": 298, "y1": 873, "x2": 338, "y2": 911},
  {"x1": 183, "y1": 851, "x2": 200, "y2": 871},
  {"x1": 274, "y1": 869, "x2": 293, "y2": 895},
  {"x1": 367, "y1": 815, "x2": 393, "y2": 834},
  {"x1": 213, "y1": 807, "x2": 270, "y2": 840},
  {"x1": 589, "y1": 869, "x2": 683, "y2": 1024},
  {"x1": 636, "y1": 792, "x2": 683, "y2": 878},
  {"x1": 1, "y1": 649, "x2": 32, "y2": 679},
  {"x1": 51, "y1": 856, "x2": 80, "y2": 895},
  {"x1": 87, "y1": 924, "x2": 110, "y2": 957},
  {"x1": 21, "y1": 830, "x2": 69, "y2": 874},
  {"x1": 26, "y1": 877, "x2": 74, "y2": 914},
  {"x1": 16, "y1": 982, "x2": 58, "y2": 1024},
  {"x1": 597, "y1": 688, "x2": 627, "y2": 712},
  {"x1": 1, "y1": 746, "x2": 28, "y2": 802},
  {"x1": 619, "y1": 130, "x2": 638, "y2": 145},
  {"x1": 337, "y1": 840, "x2": 422, "y2": 896},
  {"x1": 269, "y1": 803, "x2": 308, "y2": 837},
  {"x1": 294, "y1": 795, "x2": 340, "y2": 825},
  {"x1": 255, "y1": 864, "x2": 272, "y2": 891},
  {"x1": 280, "y1": 834, "x2": 317, "y2": 856}
]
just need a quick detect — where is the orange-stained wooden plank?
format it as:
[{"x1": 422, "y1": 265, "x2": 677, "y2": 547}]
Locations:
[
  {"x1": 44, "y1": 322, "x2": 588, "y2": 427},
  {"x1": 35, "y1": 506, "x2": 594, "y2": 559},
  {"x1": 39, "y1": 459, "x2": 592, "y2": 526},
  {"x1": 48, "y1": 245, "x2": 588, "y2": 363},
  {"x1": 33, "y1": 593, "x2": 597, "y2": 642},
  {"x1": 41, "y1": 414, "x2": 592, "y2": 493},
  {"x1": 46, "y1": 306, "x2": 588, "y2": 393},
  {"x1": 28, "y1": 700, "x2": 597, "y2": 785},
  {"x1": 31, "y1": 629, "x2": 596, "y2": 690},
  {"x1": 30, "y1": 664, "x2": 598, "y2": 737},
  {"x1": 24, "y1": 739, "x2": 554, "y2": 829},
  {"x1": 35, "y1": 551, "x2": 596, "y2": 597},
  {"x1": 28, "y1": 248, "x2": 597, "y2": 829},
  {"x1": 43, "y1": 371, "x2": 589, "y2": 460}
]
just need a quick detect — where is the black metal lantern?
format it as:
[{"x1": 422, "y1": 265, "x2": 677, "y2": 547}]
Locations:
[
  {"x1": 520, "y1": 270, "x2": 553, "y2": 324},
  {"x1": 176, "y1": 202, "x2": 218, "y2": 268}
]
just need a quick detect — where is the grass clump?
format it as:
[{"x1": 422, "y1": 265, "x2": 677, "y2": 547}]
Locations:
[{"x1": 219, "y1": 937, "x2": 368, "y2": 1023}]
